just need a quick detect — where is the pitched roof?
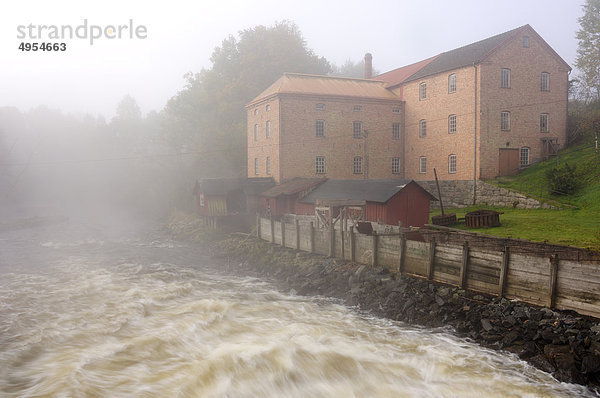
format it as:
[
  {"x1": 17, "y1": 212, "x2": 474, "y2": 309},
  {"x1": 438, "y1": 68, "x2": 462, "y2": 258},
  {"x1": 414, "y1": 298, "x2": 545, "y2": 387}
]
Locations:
[
  {"x1": 402, "y1": 25, "x2": 525, "y2": 83},
  {"x1": 374, "y1": 56, "x2": 438, "y2": 88},
  {"x1": 260, "y1": 177, "x2": 326, "y2": 198},
  {"x1": 300, "y1": 179, "x2": 436, "y2": 204},
  {"x1": 194, "y1": 177, "x2": 275, "y2": 196},
  {"x1": 247, "y1": 73, "x2": 401, "y2": 106}
]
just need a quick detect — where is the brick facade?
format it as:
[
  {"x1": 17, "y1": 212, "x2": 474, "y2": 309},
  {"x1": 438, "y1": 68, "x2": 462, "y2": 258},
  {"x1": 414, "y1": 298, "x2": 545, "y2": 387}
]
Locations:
[{"x1": 247, "y1": 25, "x2": 570, "y2": 183}]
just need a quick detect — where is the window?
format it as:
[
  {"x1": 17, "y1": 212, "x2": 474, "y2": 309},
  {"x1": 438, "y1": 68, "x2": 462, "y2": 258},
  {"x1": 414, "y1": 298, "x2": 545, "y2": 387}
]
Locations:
[
  {"x1": 315, "y1": 156, "x2": 325, "y2": 174},
  {"x1": 419, "y1": 119, "x2": 426, "y2": 138},
  {"x1": 448, "y1": 114, "x2": 457, "y2": 134},
  {"x1": 266, "y1": 120, "x2": 271, "y2": 138},
  {"x1": 353, "y1": 105, "x2": 362, "y2": 112},
  {"x1": 316, "y1": 120, "x2": 325, "y2": 137},
  {"x1": 353, "y1": 157, "x2": 363, "y2": 174},
  {"x1": 266, "y1": 104, "x2": 271, "y2": 111},
  {"x1": 419, "y1": 82, "x2": 427, "y2": 100},
  {"x1": 392, "y1": 157, "x2": 401, "y2": 174},
  {"x1": 392, "y1": 107, "x2": 401, "y2": 114},
  {"x1": 522, "y1": 36, "x2": 530, "y2": 48},
  {"x1": 393, "y1": 122, "x2": 401, "y2": 139},
  {"x1": 448, "y1": 154, "x2": 457, "y2": 174},
  {"x1": 520, "y1": 147, "x2": 530, "y2": 167},
  {"x1": 316, "y1": 103, "x2": 325, "y2": 111},
  {"x1": 541, "y1": 72, "x2": 550, "y2": 91},
  {"x1": 353, "y1": 121, "x2": 363, "y2": 138},
  {"x1": 254, "y1": 124, "x2": 258, "y2": 141},
  {"x1": 501, "y1": 68, "x2": 510, "y2": 88},
  {"x1": 501, "y1": 111, "x2": 511, "y2": 131},
  {"x1": 540, "y1": 113, "x2": 549, "y2": 133},
  {"x1": 266, "y1": 157, "x2": 271, "y2": 175},
  {"x1": 448, "y1": 74, "x2": 456, "y2": 93},
  {"x1": 253, "y1": 109, "x2": 258, "y2": 116},
  {"x1": 199, "y1": 194, "x2": 205, "y2": 207},
  {"x1": 254, "y1": 158, "x2": 258, "y2": 175},
  {"x1": 419, "y1": 156, "x2": 427, "y2": 174}
]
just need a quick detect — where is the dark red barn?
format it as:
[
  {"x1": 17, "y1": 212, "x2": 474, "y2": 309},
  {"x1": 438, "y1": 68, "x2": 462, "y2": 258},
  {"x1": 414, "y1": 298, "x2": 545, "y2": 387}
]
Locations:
[{"x1": 299, "y1": 179, "x2": 437, "y2": 227}]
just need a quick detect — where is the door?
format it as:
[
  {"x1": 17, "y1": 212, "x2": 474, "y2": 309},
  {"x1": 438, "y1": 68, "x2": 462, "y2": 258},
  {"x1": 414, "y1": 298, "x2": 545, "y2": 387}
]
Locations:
[{"x1": 498, "y1": 148, "x2": 520, "y2": 176}]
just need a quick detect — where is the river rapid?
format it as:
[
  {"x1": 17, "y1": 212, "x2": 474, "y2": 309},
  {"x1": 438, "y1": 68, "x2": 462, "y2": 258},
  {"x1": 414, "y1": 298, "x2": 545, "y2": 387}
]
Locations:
[{"x1": 0, "y1": 214, "x2": 595, "y2": 397}]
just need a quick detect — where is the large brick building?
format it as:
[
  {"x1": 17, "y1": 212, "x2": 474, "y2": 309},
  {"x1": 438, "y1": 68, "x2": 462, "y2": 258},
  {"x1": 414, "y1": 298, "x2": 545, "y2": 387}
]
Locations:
[{"x1": 246, "y1": 24, "x2": 571, "y2": 183}]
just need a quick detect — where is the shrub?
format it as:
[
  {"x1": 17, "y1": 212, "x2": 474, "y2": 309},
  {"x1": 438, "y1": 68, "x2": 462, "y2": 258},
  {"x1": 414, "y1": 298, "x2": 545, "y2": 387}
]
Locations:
[{"x1": 546, "y1": 163, "x2": 578, "y2": 195}]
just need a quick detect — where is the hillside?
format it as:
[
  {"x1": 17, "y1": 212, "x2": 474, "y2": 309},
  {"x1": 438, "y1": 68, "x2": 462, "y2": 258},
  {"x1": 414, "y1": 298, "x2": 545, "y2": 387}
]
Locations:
[{"x1": 433, "y1": 143, "x2": 600, "y2": 250}]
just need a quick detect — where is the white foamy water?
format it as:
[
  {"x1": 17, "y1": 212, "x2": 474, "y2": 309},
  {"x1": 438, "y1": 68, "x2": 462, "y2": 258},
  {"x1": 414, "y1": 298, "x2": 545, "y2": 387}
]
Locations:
[{"x1": 0, "y1": 223, "x2": 595, "y2": 397}]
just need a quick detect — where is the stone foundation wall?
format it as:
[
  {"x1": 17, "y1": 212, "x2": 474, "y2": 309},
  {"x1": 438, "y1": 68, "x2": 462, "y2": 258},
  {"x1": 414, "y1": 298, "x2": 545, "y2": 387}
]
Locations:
[{"x1": 417, "y1": 180, "x2": 556, "y2": 209}]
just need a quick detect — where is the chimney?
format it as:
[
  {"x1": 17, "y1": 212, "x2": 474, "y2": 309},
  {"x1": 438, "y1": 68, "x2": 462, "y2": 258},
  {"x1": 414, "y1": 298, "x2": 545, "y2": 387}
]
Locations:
[{"x1": 364, "y1": 53, "x2": 373, "y2": 79}]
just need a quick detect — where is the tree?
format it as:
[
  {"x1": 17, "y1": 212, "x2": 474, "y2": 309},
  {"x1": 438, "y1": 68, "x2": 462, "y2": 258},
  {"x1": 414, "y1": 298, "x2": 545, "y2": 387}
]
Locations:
[
  {"x1": 163, "y1": 21, "x2": 331, "y2": 178},
  {"x1": 330, "y1": 59, "x2": 380, "y2": 79},
  {"x1": 575, "y1": 0, "x2": 600, "y2": 102}
]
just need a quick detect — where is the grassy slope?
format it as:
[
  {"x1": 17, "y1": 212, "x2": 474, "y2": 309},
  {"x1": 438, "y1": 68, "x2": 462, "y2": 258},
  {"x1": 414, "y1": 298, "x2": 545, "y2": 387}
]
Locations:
[{"x1": 431, "y1": 144, "x2": 600, "y2": 250}]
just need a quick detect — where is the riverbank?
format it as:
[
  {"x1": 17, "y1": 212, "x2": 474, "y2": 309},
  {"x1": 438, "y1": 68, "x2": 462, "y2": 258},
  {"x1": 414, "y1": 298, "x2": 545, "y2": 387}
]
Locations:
[{"x1": 166, "y1": 212, "x2": 600, "y2": 391}]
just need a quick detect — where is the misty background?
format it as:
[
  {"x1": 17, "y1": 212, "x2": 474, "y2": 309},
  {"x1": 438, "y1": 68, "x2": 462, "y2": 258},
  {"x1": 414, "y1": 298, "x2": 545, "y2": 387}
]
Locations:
[{"x1": 0, "y1": 0, "x2": 587, "y2": 222}]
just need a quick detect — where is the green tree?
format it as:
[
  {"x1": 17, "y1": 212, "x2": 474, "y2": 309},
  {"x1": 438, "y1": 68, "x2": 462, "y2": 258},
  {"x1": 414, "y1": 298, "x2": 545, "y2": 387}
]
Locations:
[
  {"x1": 330, "y1": 58, "x2": 380, "y2": 79},
  {"x1": 575, "y1": 0, "x2": 600, "y2": 102},
  {"x1": 163, "y1": 21, "x2": 331, "y2": 178}
]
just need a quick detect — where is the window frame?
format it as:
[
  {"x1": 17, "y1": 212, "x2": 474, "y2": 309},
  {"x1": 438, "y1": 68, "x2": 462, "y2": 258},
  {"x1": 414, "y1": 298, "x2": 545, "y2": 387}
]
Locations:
[
  {"x1": 501, "y1": 68, "x2": 511, "y2": 88},
  {"x1": 253, "y1": 124, "x2": 258, "y2": 141},
  {"x1": 353, "y1": 156, "x2": 363, "y2": 174},
  {"x1": 315, "y1": 156, "x2": 325, "y2": 174},
  {"x1": 316, "y1": 103, "x2": 325, "y2": 111},
  {"x1": 419, "y1": 156, "x2": 427, "y2": 174},
  {"x1": 501, "y1": 111, "x2": 511, "y2": 131},
  {"x1": 419, "y1": 82, "x2": 427, "y2": 100},
  {"x1": 419, "y1": 119, "x2": 426, "y2": 138},
  {"x1": 266, "y1": 120, "x2": 271, "y2": 138},
  {"x1": 448, "y1": 74, "x2": 456, "y2": 93},
  {"x1": 266, "y1": 157, "x2": 271, "y2": 175},
  {"x1": 541, "y1": 72, "x2": 550, "y2": 91},
  {"x1": 448, "y1": 154, "x2": 457, "y2": 174},
  {"x1": 254, "y1": 158, "x2": 259, "y2": 175},
  {"x1": 393, "y1": 122, "x2": 401, "y2": 140},
  {"x1": 522, "y1": 36, "x2": 530, "y2": 48},
  {"x1": 266, "y1": 104, "x2": 271, "y2": 111},
  {"x1": 353, "y1": 121, "x2": 363, "y2": 139},
  {"x1": 315, "y1": 119, "x2": 325, "y2": 137},
  {"x1": 353, "y1": 105, "x2": 362, "y2": 112},
  {"x1": 392, "y1": 157, "x2": 401, "y2": 174},
  {"x1": 540, "y1": 113, "x2": 549, "y2": 133},
  {"x1": 448, "y1": 114, "x2": 457, "y2": 134},
  {"x1": 520, "y1": 147, "x2": 530, "y2": 167}
]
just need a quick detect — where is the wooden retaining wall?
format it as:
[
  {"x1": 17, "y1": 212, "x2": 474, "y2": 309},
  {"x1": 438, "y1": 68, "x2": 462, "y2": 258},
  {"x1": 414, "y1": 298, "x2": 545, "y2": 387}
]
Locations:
[{"x1": 257, "y1": 216, "x2": 600, "y2": 319}]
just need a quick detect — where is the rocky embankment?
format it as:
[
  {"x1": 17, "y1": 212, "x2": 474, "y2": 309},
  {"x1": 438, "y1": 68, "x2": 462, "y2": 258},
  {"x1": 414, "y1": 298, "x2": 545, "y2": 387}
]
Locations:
[{"x1": 167, "y1": 213, "x2": 600, "y2": 391}]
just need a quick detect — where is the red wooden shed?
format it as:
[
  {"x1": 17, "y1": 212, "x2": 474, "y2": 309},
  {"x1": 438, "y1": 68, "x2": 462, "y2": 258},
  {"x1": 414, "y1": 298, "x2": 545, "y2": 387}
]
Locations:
[
  {"x1": 299, "y1": 179, "x2": 437, "y2": 227},
  {"x1": 259, "y1": 177, "x2": 326, "y2": 217},
  {"x1": 193, "y1": 177, "x2": 274, "y2": 217}
]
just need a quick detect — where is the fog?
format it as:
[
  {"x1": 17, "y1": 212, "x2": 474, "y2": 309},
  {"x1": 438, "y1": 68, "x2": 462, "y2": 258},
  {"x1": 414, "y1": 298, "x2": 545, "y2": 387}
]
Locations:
[{"x1": 0, "y1": 0, "x2": 585, "y2": 226}]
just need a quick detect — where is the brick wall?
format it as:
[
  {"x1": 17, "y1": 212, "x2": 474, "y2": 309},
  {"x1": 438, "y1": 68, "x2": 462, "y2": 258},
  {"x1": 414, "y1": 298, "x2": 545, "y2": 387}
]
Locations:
[
  {"x1": 478, "y1": 30, "x2": 569, "y2": 178},
  {"x1": 251, "y1": 94, "x2": 405, "y2": 182}
]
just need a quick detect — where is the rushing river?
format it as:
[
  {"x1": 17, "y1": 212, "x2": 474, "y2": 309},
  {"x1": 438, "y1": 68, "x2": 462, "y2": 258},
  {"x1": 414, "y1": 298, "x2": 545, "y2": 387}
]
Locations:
[{"x1": 0, "y1": 215, "x2": 595, "y2": 397}]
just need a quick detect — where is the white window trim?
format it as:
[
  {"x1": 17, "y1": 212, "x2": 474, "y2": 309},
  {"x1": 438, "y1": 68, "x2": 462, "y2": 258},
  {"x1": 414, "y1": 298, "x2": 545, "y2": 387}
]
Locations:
[
  {"x1": 501, "y1": 68, "x2": 511, "y2": 88},
  {"x1": 448, "y1": 114, "x2": 457, "y2": 134},
  {"x1": 501, "y1": 111, "x2": 511, "y2": 131},
  {"x1": 448, "y1": 154, "x2": 457, "y2": 174},
  {"x1": 448, "y1": 74, "x2": 456, "y2": 93},
  {"x1": 419, "y1": 82, "x2": 427, "y2": 100},
  {"x1": 419, "y1": 120, "x2": 426, "y2": 138},
  {"x1": 419, "y1": 156, "x2": 427, "y2": 174}
]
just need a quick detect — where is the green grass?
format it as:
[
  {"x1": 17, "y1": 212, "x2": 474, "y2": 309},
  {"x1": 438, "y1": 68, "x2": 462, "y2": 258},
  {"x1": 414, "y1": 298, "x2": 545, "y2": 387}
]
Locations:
[{"x1": 431, "y1": 143, "x2": 600, "y2": 251}]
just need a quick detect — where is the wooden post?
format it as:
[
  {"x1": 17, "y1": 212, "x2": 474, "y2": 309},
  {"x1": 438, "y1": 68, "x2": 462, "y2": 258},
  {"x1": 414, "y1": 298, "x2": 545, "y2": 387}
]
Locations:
[
  {"x1": 350, "y1": 226, "x2": 356, "y2": 262},
  {"x1": 256, "y1": 213, "x2": 261, "y2": 238},
  {"x1": 281, "y1": 218, "x2": 286, "y2": 247},
  {"x1": 372, "y1": 232, "x2": 378, "y2": 267},
  {"x1": 398, "y1": 231, "x2": 406, "y2": 274},
  {"x1": 270, "y1": 214, "x2": 275, "y2": 244},
  {"x1": 427, "y1": 238, "x2": 436, "y2": 280},
  {"x1": 310, "y1": 221, "x2": 315, "y2": 254},
  {"x1": 295, "y1": 219, "x2": 300, "y2": 250},
  {"x1": 459, "y1": 241, "x2": 469, "y2": 289},
  {"x1": 548, "y1": 254, "x2": 559, "y2": 308},
  {"x1": 498, "y1": 246, "x2": 510, "y2": 297},
  {"x1": 340, "y1": 209, "x2": 345, "y2": 260},
  {"x1": 328, "y1": 206, "x2": 334, "y2": 257}
]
